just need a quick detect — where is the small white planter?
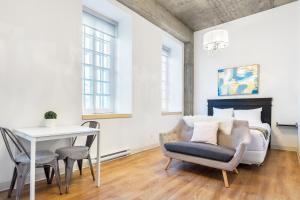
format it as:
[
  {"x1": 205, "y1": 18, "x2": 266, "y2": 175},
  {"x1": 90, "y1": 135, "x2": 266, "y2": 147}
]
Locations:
[{"x1": 45, "y1": 119, "x2": 57, "y2": 128}]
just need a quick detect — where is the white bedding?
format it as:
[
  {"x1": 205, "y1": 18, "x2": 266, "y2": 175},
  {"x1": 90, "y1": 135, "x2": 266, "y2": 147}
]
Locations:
[
  {"x1": 247, "y1": 123, "x2": 271, "y2": 151},
  {"x1": 241, "y1": 123, "x2": 271, "y2": 164}
]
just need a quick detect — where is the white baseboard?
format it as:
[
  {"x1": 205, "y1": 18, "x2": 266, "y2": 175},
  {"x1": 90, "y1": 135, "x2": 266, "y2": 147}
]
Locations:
[
  {"x1": 130, "y1": 144, "x2": 160, "y2": 155},
  {"x1": 297, "y1": 151, "x2": 300, "y2": 164},
  {"x1": 271, "y1": 145, "x2": 297, "y2": 152},
  {"x1": 0, "y1": 181, "x2": 11, "y2": 193}
]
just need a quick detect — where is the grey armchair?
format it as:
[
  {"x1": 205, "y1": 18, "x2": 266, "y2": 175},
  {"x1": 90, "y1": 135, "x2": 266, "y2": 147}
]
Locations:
[{"x1": 159, "y1": 119, "x2": 251, "y2": 188}]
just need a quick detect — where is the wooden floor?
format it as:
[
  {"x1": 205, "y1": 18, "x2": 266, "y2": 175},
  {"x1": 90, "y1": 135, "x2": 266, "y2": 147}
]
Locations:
[{"x1": 1, "y1": 148, "x2": 300, "y2": 200}]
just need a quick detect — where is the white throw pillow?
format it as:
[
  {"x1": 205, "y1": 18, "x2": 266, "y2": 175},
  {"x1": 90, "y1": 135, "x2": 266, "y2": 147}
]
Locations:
[
  {"x1": 183, "y1": 115, "x2": 233, "y2": 135},
  {"x1": 234, "y1": 108, "x2": 262, "y2": 126},
  {"x1": 213, "y1": 107, "x2": 234, "y2": 118},
  {"x1": 191, "y1": 121, "x2": 219, "y2": 145}
]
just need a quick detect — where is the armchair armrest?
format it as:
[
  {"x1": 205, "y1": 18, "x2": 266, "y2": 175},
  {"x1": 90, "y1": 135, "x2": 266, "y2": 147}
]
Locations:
[
  {"x1": 228, "y1": 126, "x2": 251, "y2": 170},
  {"x1": 159, "y1": 130, "x2": 180, "y2": 154},
  {"x1": 159, "y1": 131, "x2": 179, "y2": 144}
]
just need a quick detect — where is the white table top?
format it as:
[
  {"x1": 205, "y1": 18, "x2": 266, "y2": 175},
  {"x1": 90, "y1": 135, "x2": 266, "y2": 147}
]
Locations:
[{"x1": 14, "y1": 125, "x2": 100, "y2": 141}]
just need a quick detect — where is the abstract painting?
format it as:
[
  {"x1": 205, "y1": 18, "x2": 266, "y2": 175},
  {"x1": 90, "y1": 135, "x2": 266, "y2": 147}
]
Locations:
[{"x1": 218, "y1": 64, "x2": 259, "y2": 96}]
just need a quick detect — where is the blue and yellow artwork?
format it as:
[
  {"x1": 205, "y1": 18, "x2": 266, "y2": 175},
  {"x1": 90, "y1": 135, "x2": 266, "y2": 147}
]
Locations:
[{"x1": 218, "y1": 64, "x2": 259, "y2": 96}]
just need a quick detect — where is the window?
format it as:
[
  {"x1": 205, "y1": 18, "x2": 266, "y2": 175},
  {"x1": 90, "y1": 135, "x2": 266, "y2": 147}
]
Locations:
[
  {"x1": 161, "y1": 34, "x2": 184, "y2": 114},
  {"x1": 82, "y1": 11, "x2": 116, "y2": 114},
  {"x1": 161, "y1": 46, "x2": 171, "y2": 112}
]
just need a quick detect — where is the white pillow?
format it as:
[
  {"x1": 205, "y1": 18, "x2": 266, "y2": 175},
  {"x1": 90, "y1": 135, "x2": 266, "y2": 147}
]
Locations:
[
  {"x1": 234, "y1": 108, "x2": 262, "y2": 126},
  {"x1": 183, "y1": 115, "x2": 233, "y2": 135},
  {"x1": 213, "y1": 107, "x2": 234, "y2": 118},
  {"x1": 191, "y1": 121, "x2": 219, "y2": 145}
]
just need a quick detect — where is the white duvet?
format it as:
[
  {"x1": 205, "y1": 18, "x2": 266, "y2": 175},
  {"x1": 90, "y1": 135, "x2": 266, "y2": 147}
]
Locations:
[{"x1": 247, "y1": 123, "x2": 271, "y2": 151}]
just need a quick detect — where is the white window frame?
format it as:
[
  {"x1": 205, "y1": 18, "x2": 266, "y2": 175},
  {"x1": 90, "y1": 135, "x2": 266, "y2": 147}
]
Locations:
[{"x1": 82, "y1": 10, "x2": 117, "y2": 114}]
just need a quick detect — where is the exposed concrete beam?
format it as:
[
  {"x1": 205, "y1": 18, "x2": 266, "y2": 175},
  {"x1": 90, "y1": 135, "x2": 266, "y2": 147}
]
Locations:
[
  {"x1": 156, "y1": 0, "x2": 296, "y2": 31},
  {"x1": 116, "y1": 0, "x2": 193, "y2": 42},
  {"x1": 116, "y1": 0, "x2": 194, "y2": 115}
]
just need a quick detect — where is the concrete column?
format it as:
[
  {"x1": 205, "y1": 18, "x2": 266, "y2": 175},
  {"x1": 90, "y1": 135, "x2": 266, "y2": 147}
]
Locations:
[{"x1": 184, "y1": 41, "x2": 194, "y2": 115}]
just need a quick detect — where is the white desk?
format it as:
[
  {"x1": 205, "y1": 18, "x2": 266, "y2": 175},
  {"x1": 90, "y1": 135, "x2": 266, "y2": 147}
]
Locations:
[{"x1": 14, "y1": 126, "x2": 101, "y2": 200}]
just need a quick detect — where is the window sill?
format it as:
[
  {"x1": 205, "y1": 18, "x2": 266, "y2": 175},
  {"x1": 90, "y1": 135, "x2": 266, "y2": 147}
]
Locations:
[
  {"x1": 82, "y1": 113, "x2": 132, "y2": 120},
  {"x1": 161, "y1": 112, "x2": 183, "y2": 116}
]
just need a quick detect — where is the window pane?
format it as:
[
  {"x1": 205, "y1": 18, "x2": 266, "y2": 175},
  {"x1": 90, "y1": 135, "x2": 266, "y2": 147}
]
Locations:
[
  {"x1": 84, "y1": 51, "x2": 93, "y2": 65},
  {"x1": 96, "y1": 69, "x2": 110, "y2": 81},
  {"x1": 103, "y1": 83, "x2": 110, "y2": 95},
  {"x1": 102, "y1": 69, "x2": 110, "y2": 81},
  {"x1": 95, "y1": 39, "x2": 103, "y2": 53},
  {"x1": 95, "y1": 95, "x2": 100, "y2": 109},
  {"x1": 103, "y1": 96, "x2": 110, "y2": 109},
  {"x1": 161, "y1": 46, "x2": 170, "y2": 112},
  {"x1": 96, "y1": 69, "x2": 101, "y2": 81},
  {"x1": 84, "y1": 36, "x2": 93, "y2": 50},
  {"x1": 95, "y1": 54, "x2": 102, "y2": 67},
  {"x1": 84, "y1": 66, "x2": 93, "y2": 79},
  {"x1": 96, "y1": 31, "x2": 103, "y2": 40},
  {"x1": 84, "y1": 80, "x2": 93, "y2": 94},
  {"x1": 103, "y1": 41, "x2": 111, "y2": 55},
  {"x1": 103, "y1": 56, "x2": 110, "y2": 68},
  {"x1": 96, "y1": 82, "x2": 100, "y2": 94},
  {"x1": 84, "y1": 95, "x2": 93, "y2": 110}
]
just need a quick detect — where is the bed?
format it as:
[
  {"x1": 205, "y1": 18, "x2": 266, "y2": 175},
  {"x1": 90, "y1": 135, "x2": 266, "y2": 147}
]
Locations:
[{"x1": 207, "y1": 98, "x2": 273, "y2": 165}]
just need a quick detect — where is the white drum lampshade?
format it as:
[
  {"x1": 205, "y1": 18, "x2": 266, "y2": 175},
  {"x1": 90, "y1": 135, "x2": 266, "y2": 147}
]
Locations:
[{"x1": 203, "y1": 29, "x2": 229, "y2": 51}]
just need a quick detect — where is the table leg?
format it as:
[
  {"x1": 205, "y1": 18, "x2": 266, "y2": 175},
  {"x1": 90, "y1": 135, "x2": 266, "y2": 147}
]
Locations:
[
  {"x1": 96, "y1": 131, "x2": 101, "y2": 187},
  {"x1": 30, "y1": 139, "x2": 36, "y2": 200}
]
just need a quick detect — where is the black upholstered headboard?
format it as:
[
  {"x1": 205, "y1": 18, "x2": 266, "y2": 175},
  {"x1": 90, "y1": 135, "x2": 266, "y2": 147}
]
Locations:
[{"x1": 207, "y1": 98, "x2": 273, "y2": 125}]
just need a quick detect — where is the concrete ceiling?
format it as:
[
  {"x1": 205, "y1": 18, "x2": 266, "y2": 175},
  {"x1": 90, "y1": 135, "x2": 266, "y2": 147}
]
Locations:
[{"x1": 155, "y1": 0, "x2": 297, "y2": 31}]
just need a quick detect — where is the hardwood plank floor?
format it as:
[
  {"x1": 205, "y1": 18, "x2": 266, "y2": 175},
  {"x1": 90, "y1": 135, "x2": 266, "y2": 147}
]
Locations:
[{"x1": 1, "y1": 148, "x2": 300, "y2": 200}]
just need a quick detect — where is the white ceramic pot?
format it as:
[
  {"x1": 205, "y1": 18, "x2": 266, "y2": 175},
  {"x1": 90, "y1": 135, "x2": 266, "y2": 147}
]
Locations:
[{"x1": 45, "y1": 119, "x2": 57, "y2": 128}]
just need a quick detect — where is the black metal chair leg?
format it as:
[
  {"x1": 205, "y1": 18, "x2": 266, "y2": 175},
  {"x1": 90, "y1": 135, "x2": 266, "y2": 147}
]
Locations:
[
  {"x1": 43, "y1": 165, "x2": 51, "y2": 184},
  {"x1": 16, "y1": 164, "x2": 30, "y2": 200},
  {"x1": 51, "y1": 160, "x2": 62, "y2": 195},
  {"x1": 65, "y1": 158, "x2": 75, "y2": 193},
  {"x1": 77, "y1": 159, "x2": 83, "y2": 175},
  {"x1": 87, "y1": 154, "x2": 95, "y2": 181},
  {"x1": 49, "y1": 168, "x2": 55, "y2": 184},
  {"x1": 7, "y1": 167, "x2": 17, "y2": 198}
]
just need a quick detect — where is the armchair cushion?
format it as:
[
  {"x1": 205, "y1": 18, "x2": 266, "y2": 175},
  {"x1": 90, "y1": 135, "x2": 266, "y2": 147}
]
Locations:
[
  {"x1": 164, "y1": 141, "x2": 235, "y2": 162},
  {"x1": 15, "y1": 150, "x2": 58, "y2": 164},
  {"x1": 55, "y1": 146, "x2": 89, "y2": 160}
]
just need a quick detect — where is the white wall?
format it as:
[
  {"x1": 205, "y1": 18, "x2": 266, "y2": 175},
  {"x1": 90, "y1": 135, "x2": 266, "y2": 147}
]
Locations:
[
  {"x1": 0, "y1": 0, "x2": 182, "y2": 188},
  {"x1": 194, "y1": 2, "x2": 299, "y2": 150},
  {"x1": 0, "y1": 0, "x2": 82, "y2": 187}
]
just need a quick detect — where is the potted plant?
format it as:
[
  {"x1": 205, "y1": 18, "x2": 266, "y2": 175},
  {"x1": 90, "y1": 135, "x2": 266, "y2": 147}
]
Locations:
[{"x1": 44, "y1": 111, "x2": 57, "y2": 128}]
